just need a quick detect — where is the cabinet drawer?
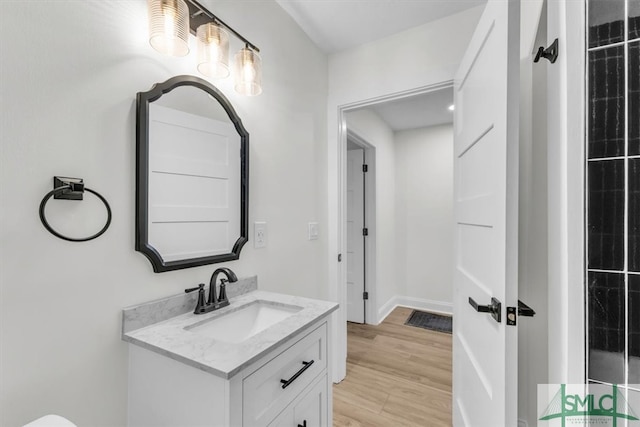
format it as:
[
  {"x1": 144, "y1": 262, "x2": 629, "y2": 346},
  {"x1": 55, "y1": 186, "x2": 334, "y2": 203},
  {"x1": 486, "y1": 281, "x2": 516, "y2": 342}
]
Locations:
[
  {"x1": 293, "y1": 374, "x2": 328, "y2": 427},
  {"x1": 267, "y1": 374, "x2": 328, "y2": 427},
  {"x1": 243, "y1": 322, "x2": 327, "y2": 426}
]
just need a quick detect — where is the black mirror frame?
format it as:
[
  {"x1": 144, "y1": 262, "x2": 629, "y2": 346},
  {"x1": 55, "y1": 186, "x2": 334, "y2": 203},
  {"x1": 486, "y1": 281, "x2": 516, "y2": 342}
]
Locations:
[{"x1": 136, "y1": 75, "x2": 249, "y2": 273}]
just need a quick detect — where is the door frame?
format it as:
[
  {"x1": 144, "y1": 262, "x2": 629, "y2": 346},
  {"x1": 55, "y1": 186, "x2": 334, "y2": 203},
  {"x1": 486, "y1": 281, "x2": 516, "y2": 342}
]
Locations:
[
  {"x1": 545, "y1": 0, "x2": 586, "y2": 385},
  {"x1": 333, "y1": 80, "x2": 454, "y2": 381},
  {"x1": 346, "y1": 130, "x2": 376, "y2": 324}
]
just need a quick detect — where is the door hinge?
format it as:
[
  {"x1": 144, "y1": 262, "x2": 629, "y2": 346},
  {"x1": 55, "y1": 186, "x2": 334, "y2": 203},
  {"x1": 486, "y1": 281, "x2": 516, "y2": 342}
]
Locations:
[
  {"x1": 362, "y1": 228, "x2": 368, "y2": 236},
  {"x1": 338, "y1": 253, "x2": 342, "y2": 262},
  {"x1": 362, "y1": 164, "x2": 368, "y2": 173},
  {"x1": 363, "y1": 291, "x2": 369, "y2": 300},
  {"x1": 506, "y1": 300, "x2": 536, "y2": 326}
]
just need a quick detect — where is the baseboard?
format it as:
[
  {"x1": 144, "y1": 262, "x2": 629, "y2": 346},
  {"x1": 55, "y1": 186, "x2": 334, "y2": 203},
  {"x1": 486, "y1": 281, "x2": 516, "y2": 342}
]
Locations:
[
  {"x1": 376, "y1": 296, "x2": 401, "y2": 324},
  {"x1": 377, "y1": 295, "x2": 453, "y2": 324}
]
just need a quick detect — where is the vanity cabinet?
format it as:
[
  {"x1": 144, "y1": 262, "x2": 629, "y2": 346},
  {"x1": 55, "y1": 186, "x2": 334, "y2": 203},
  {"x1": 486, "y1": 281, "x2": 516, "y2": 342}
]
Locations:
[
  {"x1": 267, "y1": 375, "x2": 327, "y2": 427},
  {"x1": 127, "y1": 319, "x2": 331, "y2": 427}
]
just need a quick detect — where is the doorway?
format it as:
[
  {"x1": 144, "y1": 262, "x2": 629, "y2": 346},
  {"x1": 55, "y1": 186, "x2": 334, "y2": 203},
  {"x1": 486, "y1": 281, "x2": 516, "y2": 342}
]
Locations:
[
  {"x1": 340, "y1": 82, "x2": 455, "y2": 328},
  {"x1": 346, "y1": 132, "x2": 376, "y2": 324}
]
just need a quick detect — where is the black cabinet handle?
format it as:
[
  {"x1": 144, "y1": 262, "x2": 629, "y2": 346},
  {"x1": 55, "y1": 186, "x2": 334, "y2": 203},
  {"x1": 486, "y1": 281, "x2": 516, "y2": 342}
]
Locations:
[
  {"x1": 468, "y1": 297, "x2": 502, "y2": 323},
  {"x1": 297, "y1": 421, "x2": 307, "y2": 427},
  {"x1": 280, "y1": 360, "x2": 314, "y2": 389}
]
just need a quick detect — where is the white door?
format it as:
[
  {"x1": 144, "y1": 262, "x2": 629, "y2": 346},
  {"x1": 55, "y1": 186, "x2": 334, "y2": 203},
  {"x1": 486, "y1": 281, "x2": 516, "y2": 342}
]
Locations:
[
  {"x1": 346, "y1": 148, "x2": 365, "y2": 323},
  {"x1": 452, "y1": 0, "x2": 520, "y2": 426}
]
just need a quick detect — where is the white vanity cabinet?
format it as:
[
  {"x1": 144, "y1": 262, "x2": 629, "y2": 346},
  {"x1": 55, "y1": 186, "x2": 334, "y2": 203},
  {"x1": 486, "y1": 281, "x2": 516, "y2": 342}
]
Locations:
[
  {"x1": 127, "y1": 319, "x2": 332, "y2": 427},
  {"x1": 267, "y1": 374, "x2": 328, "y2": 427}
]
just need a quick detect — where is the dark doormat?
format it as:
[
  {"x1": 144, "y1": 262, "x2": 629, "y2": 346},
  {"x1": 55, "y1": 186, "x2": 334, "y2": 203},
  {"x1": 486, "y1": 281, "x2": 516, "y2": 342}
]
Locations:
[{"x1": 405, "y1": 310, "x2": 452, "y2": 334}]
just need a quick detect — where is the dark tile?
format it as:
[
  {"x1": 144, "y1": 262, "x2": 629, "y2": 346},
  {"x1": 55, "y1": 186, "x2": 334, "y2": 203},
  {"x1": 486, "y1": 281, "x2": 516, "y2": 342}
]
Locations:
[
  {"x1": 588, "y1": 272, "x2": 625, "y2": 384},
  {"x1": 630, "y1": 0, "x2": 640, "y2": 40},
  {"x1": 631, "y1": 159, "x2": 640, "y2": 271},
  {"x1": 630, "y1": 275, "x2": 640, "y2": 383},
  {"x1": 630, "y1": 43, "x2": 640, "y2": 156},
  {"x1": 589, "y1": 0, "x2": 625, "y2": 47},
  {"x1": 589, "y1": 46, "x2": 625, "y2": 159},
  {"x1": 588, "y1": 160, "x2": 625, "y2": 270}
]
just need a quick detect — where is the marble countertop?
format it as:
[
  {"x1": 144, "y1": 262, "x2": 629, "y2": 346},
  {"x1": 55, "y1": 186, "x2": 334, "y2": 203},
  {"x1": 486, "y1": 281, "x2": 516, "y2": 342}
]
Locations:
[{"x1": 122, "y1": 290, "x2": 338, "y2": 379}]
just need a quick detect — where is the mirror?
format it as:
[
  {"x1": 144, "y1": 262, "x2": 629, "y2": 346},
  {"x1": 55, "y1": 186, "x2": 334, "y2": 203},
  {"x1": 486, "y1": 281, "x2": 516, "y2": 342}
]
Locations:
[{"x1": 136, "y1": 75, "x2": 248, "y2": 273}]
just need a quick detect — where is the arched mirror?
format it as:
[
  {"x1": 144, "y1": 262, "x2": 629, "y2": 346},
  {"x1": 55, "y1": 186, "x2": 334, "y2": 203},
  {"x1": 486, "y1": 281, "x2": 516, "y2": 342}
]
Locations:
[{"x1": 136, "y1": 75, "x2": 248, "y2": 272}]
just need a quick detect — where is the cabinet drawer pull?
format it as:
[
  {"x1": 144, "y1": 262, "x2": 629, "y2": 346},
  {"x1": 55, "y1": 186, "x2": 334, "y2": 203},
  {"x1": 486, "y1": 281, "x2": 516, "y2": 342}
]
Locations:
[
  {"x1": 280, "y1": 360, "x2": 315, "y2": 389},
  {"x1": 297, "y1": 421, "x2": 307, "y2": 427}
]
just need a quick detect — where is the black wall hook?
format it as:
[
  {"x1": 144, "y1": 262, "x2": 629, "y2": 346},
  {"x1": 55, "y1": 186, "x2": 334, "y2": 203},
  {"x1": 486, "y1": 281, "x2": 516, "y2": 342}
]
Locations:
[{"x1": 534, "y1": 38, "x2": 559, "y2": 64}]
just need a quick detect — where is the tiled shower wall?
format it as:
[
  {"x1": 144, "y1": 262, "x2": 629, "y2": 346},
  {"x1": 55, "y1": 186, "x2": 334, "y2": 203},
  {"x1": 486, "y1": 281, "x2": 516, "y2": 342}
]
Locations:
[{"x1": 587, "y1": 0, "x2": 640, "y2": 385}]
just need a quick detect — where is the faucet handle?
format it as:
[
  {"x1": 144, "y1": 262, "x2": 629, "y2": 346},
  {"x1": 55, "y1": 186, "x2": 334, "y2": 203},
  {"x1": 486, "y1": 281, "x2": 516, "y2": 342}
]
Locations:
[
  {"x1": 218, "y1": 279, "x2": 228, "y2": 302},
  {"x1": 185, "y1": 283, "x2": 207, "y2": 314},
  {"x1": 185, "y1": 284, "x2": 204, "y2": 293}
]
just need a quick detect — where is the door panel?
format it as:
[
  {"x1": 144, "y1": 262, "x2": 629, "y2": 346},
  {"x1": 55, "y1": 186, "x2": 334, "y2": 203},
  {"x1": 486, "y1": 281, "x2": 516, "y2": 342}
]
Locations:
[
  {"x1": 452, "y1": 0, "x2": 520, "y2": 426},
  {"x1": 346, "y1": 148, "x2": 365, "y2": 323}
]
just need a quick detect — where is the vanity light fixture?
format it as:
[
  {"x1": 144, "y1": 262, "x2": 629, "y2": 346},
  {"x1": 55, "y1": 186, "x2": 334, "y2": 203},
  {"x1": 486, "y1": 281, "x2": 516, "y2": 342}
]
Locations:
[
  {"x1": 234, "y1": 45, "x2": 262, "y2": 96},
  {"x1": 148, "y1": 0, "x2": 190, "y2": 57},
  {"x1": 197, "y1": 22, "x2": 230, "y2": 79},
  {"x1": 147, "y1": 0, "x2": 262, "y2": 95}
]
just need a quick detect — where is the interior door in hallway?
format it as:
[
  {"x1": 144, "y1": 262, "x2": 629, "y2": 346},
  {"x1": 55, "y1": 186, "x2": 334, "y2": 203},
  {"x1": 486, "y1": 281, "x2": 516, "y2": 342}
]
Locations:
[
  {"x1": 452, "y1": 0, "x2": 520, "y2": 425},
  {"x1": 346, "y1": 148, "x2": 365, "y2": 323}
]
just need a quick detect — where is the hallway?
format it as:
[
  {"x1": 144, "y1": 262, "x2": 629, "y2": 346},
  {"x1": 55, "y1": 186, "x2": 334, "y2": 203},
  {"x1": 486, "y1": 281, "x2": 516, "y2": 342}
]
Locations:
[{"x1": 333, "y1": 307, "x2": 453, "y2": 426}]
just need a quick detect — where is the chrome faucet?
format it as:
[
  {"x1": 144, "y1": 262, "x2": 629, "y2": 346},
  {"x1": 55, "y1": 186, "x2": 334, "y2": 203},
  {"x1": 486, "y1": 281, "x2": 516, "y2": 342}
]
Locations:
[{"x1": 184, "y1": 267, "x2": 238, "y2": 314}]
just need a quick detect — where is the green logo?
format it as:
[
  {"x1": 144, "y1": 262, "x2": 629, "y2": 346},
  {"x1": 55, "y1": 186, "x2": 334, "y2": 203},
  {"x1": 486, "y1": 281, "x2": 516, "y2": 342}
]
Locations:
[{"x1": 539, "y1": 384, "x2": 639, "y2": 426}]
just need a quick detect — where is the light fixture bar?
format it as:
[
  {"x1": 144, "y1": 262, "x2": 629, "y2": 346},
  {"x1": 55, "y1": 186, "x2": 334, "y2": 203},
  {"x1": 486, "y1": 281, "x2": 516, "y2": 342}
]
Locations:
[{"x1": 184, "y1": 0, "x2": 260, "y2": 53}]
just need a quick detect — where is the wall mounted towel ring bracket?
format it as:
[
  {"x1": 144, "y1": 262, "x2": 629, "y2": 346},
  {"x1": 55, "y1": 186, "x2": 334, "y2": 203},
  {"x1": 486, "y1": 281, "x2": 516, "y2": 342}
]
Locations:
[{"x1": 39, "y1": 176, "x2": 112, "y2": 242}]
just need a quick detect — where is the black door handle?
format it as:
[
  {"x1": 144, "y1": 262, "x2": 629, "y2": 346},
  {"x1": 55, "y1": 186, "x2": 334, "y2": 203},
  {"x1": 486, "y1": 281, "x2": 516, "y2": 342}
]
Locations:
[
  {"x1": 280, "y1": 360, "x2": 314, "y2": 389},
  {"x1": 518, "y1": 300, "x2": 535, "y2": 317},
  {"x1": 298, "y1": 421, "x2": 307, "y2": 427},
  {"x1": 468, "y1": 297, "x2": 502, "y2": 323}
]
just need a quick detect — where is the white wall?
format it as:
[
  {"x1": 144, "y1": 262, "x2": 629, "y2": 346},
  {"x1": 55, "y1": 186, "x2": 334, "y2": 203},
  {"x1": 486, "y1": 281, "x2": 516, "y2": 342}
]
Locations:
[
  {"x1": 327, "y1": 5, "x2": 484, "y2": 381},
  {"x1": 345, "y1": 110, "x2": 398, "y2": 314},
  {"x1": 395, "y1": 125, "x2": 454, "y2": 307},
  {"x1": 0, "y1": 1, "x2": 328, "y2": 425}
]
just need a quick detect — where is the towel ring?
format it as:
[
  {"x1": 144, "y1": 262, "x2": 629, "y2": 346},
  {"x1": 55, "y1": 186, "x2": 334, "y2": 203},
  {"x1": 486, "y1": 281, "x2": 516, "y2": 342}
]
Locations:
[{"x1": 39, "y1": 176, "x2": 112, "y2": 242}]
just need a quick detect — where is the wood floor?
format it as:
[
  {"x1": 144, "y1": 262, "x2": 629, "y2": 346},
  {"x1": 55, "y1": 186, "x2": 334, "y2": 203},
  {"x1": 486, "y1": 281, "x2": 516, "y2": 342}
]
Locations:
[{"x1": 333, "y1": 307, "x2": 453, "y2": 426}]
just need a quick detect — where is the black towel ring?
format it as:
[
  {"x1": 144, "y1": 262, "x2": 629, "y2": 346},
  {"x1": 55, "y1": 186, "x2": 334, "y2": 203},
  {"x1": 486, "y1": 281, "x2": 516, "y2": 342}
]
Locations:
[{"x1": 39, "y1": 176, "x2": 112, "y2": 242}]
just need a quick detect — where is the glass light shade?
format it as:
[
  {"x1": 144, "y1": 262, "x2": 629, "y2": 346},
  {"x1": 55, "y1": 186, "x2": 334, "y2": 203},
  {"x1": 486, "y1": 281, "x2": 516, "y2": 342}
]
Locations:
[
  {"x1": 148, "y1": 0, "x2": 190, "y2": 57},
  {"x1": 196, "y1": 23, "x2": 230, "y2": 79},
  {"x1": 234, "y1": 47, "x2": 262, "y2": 96}
]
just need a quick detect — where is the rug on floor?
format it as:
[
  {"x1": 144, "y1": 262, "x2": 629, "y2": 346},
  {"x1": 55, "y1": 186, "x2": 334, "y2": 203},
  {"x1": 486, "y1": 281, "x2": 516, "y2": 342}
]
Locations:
[{"x1": 405, "y1": 310, "x2": 452, "y2": 334}]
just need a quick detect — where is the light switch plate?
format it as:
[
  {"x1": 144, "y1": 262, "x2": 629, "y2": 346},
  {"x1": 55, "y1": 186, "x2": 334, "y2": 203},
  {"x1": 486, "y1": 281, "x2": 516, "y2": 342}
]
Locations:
[
  {"x1": 254, "y1": 222, "x2": 267, "y2": 248},
  {"x1": 308, "y1": 222, "x2": 319, "y2": 240}
]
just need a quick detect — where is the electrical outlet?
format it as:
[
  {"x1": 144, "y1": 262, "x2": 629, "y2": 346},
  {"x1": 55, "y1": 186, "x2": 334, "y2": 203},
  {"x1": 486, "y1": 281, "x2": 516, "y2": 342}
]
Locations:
[
  {"x1": 254, "y1": 221, "x2": 267, "y2": 248},
  {"x1": 308, "y1": 222, "x2": 319, "y2": 240}
]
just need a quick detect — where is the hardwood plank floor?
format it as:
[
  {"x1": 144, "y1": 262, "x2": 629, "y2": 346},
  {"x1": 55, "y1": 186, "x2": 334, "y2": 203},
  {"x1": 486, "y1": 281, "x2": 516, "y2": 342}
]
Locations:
[{"x1": 333, "y1": 307, "x2": 453, "y2": 426}]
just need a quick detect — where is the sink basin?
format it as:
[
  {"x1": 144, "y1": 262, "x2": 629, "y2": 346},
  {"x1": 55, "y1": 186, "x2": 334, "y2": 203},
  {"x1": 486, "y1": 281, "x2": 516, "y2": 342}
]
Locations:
[{"x1": 186, "y1": 300, "x2": 302, "y2": 343}]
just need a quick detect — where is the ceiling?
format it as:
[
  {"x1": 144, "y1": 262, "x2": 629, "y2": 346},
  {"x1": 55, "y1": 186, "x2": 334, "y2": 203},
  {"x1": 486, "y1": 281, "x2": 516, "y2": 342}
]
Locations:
[
  {"x1": 275, "y1": 0, "x2": 487, "y2": 53},
  {"x1": 275, "y1": 1, "x2": 474, "y2": 130},
  {"x1": 356, "y1": 86, "x2": 454, "y2": 132}
]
